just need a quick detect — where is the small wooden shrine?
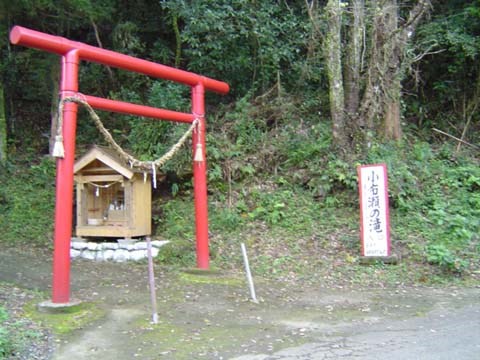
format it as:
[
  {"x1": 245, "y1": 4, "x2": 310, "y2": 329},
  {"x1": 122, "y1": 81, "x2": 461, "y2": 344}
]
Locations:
[{"x1": 74, "y1": 145, "x2": 156, "y2": 239}]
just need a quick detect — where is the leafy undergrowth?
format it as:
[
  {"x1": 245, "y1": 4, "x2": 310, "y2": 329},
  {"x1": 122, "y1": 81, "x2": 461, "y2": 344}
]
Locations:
[
  {"x1": 156, "y1": 193, "x2": 479, "y2": 289},
  {"x1": 0, "y1": 131, "x2": 479, "y2": 288},
  {"x1": 0, "y1": 137, "x2": 478, "y2": 360},
  {"x1": 0, "y1": 282, "x2": 105, "y2": 360},
  {"x1": 0, "y1": 155, "x2": 55, "y2": 246},
  {"x1": 147, "y1": 97, "x2": 479, "y2": 287},
  {"x1": 155, "y1": 139, "x2": 480, "y2": 288},
  {"x1": 0, "y1": 284, "x2": 53, "y2": 360}
]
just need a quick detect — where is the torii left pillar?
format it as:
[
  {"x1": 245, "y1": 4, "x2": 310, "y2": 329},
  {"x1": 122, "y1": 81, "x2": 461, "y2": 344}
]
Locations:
[{"x1": 52, "y1": 51, "x2": 79, "y2": 303}]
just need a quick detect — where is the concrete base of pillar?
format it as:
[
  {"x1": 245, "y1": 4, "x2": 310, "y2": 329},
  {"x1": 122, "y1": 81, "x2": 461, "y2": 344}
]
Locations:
[{"x1": 37, "y1": 299, "x2": 82, "y2": 313}]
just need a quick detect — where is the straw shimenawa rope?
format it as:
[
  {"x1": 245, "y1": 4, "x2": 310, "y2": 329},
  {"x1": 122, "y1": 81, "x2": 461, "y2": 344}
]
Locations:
[{"x1": 54, "y1": 95, "x2": 200, "y2": 174}]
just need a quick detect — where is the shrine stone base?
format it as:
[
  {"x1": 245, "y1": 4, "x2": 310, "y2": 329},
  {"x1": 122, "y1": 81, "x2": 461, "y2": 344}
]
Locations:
[{"x1": 70, "y1": 238, "x2": 169, "y2": 262}]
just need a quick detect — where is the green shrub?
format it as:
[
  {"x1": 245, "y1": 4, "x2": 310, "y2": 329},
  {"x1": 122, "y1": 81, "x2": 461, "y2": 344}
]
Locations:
[
  {"x1": 155, "y1": 198, "x2": 194, "y2": 241},
  {"x1": 0, "y1": 306, "x2": 13, "y2": 359},
  {"x1": 210, "y1": 208, "x2": 244, "y2": 233},
  {"x1": 425, "y1": 244, "x2": 469, "y2": 274},
  {"x1": 248, "y1": 195, "x2": 287, "y2": 226},
  {"x1": 0, "y1": 157, "x2": 55, "y2": 245},
  {"x1": 155, "y1": 240, "x2": 196, "y2": 267}
]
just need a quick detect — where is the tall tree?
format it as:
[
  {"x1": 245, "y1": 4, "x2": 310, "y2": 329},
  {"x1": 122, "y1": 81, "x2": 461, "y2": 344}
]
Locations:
[
  {"x1": 412, "y1": 0, "x2": 480, "y2": 147},
  {"x1": 0, "y1": 4, "x2": 7, "y2": 164},
  {"x1": 1, "y1": 0, "x2": 118, "y2": 154},
  {"x1": 308, "y1": 0, "x2": 431, "y2": 148},
  {"x1": 325, "y1": 0, "x2": 347, "y2": 149},
  {"x1": 344, "y1": 0, "x2": 364, "y2": 121},
  {"x1": 0, "y1": 82, "x2": 6, "y2": 164},
  {"x1": 359, "y1": 0, "x2": 431, "y2": 140}
]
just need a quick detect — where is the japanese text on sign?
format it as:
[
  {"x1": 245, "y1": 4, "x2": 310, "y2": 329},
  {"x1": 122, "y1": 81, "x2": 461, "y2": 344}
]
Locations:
[{"x1": 358, "y1": 164, "x2": 390, "y2": 257}]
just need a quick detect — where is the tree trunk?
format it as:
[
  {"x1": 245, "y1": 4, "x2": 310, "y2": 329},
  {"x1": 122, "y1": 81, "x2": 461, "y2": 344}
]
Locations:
[
  {"x1": 358, "y1": 0, "x2": 429, "y2": 141},
  {"x1": 381, "y1": 0, "x2": 431, "y2": 140},
  {"x1": 457, "y1": 65, "x2": 480, "y2": 152},
  {"x1": 172, "y1": 13, "x2": 182, "y2": 68},
  {"x1": 344, "y1": 0, "x2": 364, "y2": 121},
  {"x1": 384, "y1": 81, "x2": 402, "y2": 140},
  {"x1": 381, "y1": 0, "x2": 401, "y2": 140},
  {"x1": 49, "y1": 59, "x2": 60, "y2": 155},
  {"x1": 325, "y1": 0, "x2": 347, "y2": 148},
  {"x1": 0, "y1": 82, "x2": 7, "y2": 164},
  {"x1": 356, "y1": 0, "x2": 380, "y2": 133},
  {"x1": 308, "y1": 0, "x2": 430, "y2": 147}
]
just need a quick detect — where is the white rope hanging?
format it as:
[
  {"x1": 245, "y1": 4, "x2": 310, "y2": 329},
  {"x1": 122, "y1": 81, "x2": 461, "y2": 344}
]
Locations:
[
  {"x1": 86, "y1": 180, "x2": 121, "y2": 189},
  {"x1": 151, "y1": 163, "x2": 157, "y2": 189},
  {"x1": 86, "y1": 180, "x2": 121, "y2": 197}
]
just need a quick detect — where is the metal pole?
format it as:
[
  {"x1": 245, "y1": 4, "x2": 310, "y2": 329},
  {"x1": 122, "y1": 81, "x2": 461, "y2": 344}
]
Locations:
[
  {"x1": 241, "y1": 243, "x2": 258, "y2": 303},
  {"x1": 146, "y1": 237, "x2": 158, "y2": 324},
  {"x1": 52, "y1": 50, "x2": 79, "y2": 303},
  {"x1": 192, "y1": 83, "x2": 209, "y2": 269}
]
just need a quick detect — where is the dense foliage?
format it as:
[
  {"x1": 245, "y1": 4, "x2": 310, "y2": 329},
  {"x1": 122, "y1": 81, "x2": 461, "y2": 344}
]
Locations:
[
  {"x1": 0, "y1": 1, "x2": 478, "y2": 281},
  {"x1": 411, "y1": 0, "x2": 480, "y2": 131}
]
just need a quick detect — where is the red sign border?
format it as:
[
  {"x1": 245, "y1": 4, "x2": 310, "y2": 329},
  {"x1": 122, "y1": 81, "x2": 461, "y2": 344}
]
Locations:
[{"x1": 357, "y1": 163, "x2": 391, "y2": 257}]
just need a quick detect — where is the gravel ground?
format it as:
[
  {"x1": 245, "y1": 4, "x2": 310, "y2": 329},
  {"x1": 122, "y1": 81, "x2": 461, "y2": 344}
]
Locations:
[
  {"x1": 1, "y1": 246, "x2": 479, "y2": 359},
  {"x1": 0, "y1": 284, "x2": 54, "y2": 360}
]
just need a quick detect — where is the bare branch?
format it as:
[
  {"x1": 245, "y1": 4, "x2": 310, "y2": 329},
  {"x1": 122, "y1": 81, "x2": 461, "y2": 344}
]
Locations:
[
  {"x1": 91, "y1": 19, "x2": 115, "y2": 82},
  {"x1": 91, "y1": 20, "x2": 104, "y2": 48},
  {"x1": 433, "y1": 128, "x2": 480, "y2": 151},
  {"x1": 412, "y1": 48, "x2": 446, "y2": 62},
  {"x1": 402, "y1": 0, "x2": 432, "y2": 33},
  {"x1": 385, "y1": 0, "x2": 431, "y2": 43},
  {"x1": 305, "y1": 0, "x2": 321, "y2": 35}
]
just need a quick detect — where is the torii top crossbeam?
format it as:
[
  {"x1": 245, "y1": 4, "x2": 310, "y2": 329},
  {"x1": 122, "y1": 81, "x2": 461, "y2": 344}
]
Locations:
[
  {"x1": 10, "y1": 26, "x2": 229, "y2": 304},
  {"x1": 10, "y1": 26, "x2": 229, "y2": 94}
]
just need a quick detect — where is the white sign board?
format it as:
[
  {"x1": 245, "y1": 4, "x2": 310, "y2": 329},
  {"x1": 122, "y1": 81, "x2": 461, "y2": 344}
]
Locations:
[{"x1": 357, "y1": 164, "x2": 391, "y2": 257}]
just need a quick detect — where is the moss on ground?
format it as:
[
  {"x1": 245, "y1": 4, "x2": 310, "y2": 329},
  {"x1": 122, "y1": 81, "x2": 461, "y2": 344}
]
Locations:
[
  {"x1": 24, "y1": 300, "x2": 105, "y2": 335},
  {"x1": 138, "y1": 318, "x2": 292, "y2": 359},
  {"x1": 178, "y1": 271, "x2": 243, "y2": 286}
]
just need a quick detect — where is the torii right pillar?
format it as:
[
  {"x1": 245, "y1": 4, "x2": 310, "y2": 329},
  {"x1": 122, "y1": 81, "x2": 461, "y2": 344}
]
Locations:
[{"x1": 192, "y1": 83, "x2": 209, "y2": 269}]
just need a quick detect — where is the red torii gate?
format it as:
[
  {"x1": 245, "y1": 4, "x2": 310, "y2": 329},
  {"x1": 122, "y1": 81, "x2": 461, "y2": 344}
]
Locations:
[{"x1": 9, "y1": 26, "x2": 229, "y2": 304}]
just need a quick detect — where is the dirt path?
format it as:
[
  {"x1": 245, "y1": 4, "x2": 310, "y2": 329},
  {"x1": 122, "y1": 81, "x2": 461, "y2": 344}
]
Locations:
[
  {"x1": 53, "y1": 307, "x2": 144, "y2": 359},
  {"x1": 1, "y1": 247, "x2": 479, "y2": 359},
  {"x1": 231, "y1": 294, "x2": 480, "y2": 359}
]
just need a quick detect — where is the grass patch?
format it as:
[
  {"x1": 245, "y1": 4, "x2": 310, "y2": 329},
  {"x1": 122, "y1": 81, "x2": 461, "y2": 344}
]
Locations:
[
  {"x1": 178, "y1": 272, "x2": 243, "y2": 286},
  {"x1": 0, "y1": 157, "x2": 55, "y2": 246},
  {"x1": 24, "y1": 300, "x2": 105, "y2": 335},
  {"x1": 0, "y1": 284, "x2": 50, "y2": 359},
  {"x1": 138, "y1": 317, "x2": 296, "y2": 359},
  {"x1": 1, "y1": 137, "x2": 479, "y2": 286},
  {"x1": 0, "y1": 304, "x2": 45, "y2": 359},
  {"x1": 0, "y1": 305, "x2": 15, "y2": 359}
]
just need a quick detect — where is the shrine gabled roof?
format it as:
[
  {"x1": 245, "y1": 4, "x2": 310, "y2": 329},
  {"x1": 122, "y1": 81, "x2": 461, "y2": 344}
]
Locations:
[{"x1": 74, "y1": 145, "x2": 136, "y2": 179}]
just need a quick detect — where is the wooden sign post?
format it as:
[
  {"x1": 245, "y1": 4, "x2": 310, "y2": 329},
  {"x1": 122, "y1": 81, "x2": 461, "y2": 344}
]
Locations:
[{"x1": 357, "y1": 164, "x2": 392, "y2": 259}]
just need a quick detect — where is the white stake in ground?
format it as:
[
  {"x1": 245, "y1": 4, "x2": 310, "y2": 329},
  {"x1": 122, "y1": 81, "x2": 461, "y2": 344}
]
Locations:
[
  {"x1": 241, "y1": 243, "x2": 259, "y2": 303},
  {"x1": 146, "y1": 237, "x2": 159, "y2": 324}
]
